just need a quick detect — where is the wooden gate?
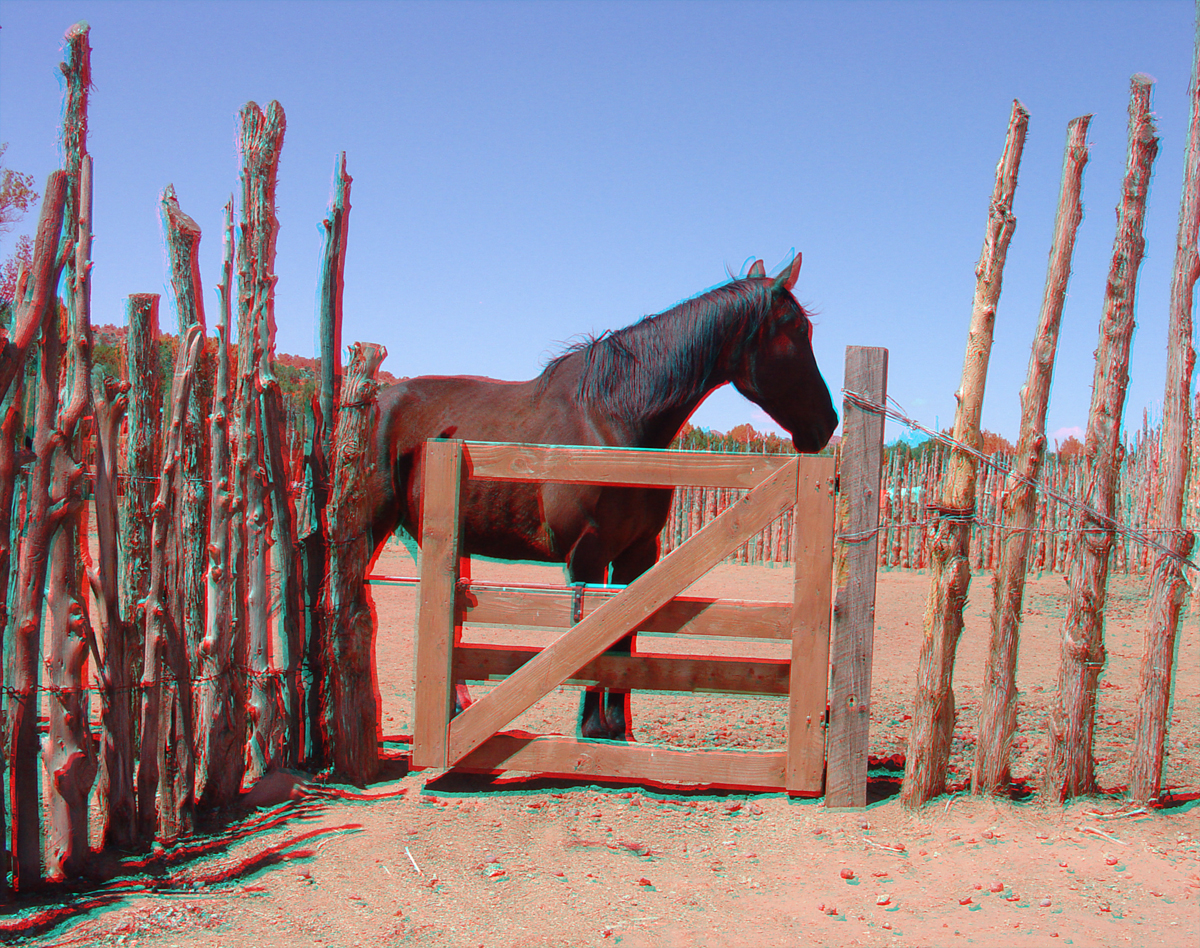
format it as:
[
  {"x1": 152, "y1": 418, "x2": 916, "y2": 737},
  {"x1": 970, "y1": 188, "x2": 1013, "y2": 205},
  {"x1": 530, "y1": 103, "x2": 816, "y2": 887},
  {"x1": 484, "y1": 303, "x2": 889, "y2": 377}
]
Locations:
[
  {"x1": 411, "y1": 442, "x2": 836, "y2": 793},
  {"x1": 411, "y1": 347, "x2": 887, "y2": 797}
]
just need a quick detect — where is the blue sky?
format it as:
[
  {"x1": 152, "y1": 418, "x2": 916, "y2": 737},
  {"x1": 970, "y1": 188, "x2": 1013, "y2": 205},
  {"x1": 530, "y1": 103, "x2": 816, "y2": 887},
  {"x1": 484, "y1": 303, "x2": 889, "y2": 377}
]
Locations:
[{"x1": 0, "y1": 0, "x2": 1195, "y2": 444}]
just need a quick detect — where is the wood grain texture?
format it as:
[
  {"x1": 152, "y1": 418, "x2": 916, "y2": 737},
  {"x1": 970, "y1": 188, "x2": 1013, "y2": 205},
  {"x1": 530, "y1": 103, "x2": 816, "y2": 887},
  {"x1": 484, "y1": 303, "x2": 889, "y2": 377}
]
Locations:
[
  {"x1": 456, "y1": 734, "x2": 789, "y2": 791},
  {"x1": 825, "y1": 348, "x2": 887, "y2": 805},
  {"x1": 462, "y1": 585, "x2": 792, "y2": 639},
  {"x1": 973, "y1": 117, "x2": 1090, "y2": 796},
  {"x1": 903, "y1": 102, "x2": 1028, "y2": 809},
  {"x1": 787, "y1": 455, "x2": 837, "y2": 795},
  {"x1": 1131, "y1": 24, "x2": 1200, "y2": 804},
  {"x1": 446, "y1": 458, "x2": 802, "y2": 764},
  {"x1": 1049, "y1": 76, "x2": 1159, "y2": 801},
  {"x1": 453, "y1": 644, "x2": 791, "y2": 696},
  {"x1": 463, "y1": 441, "x2": 794, "y2": 488},
  {"x1": 413, "y1": 439, "x2": 465, "y2": 768}
]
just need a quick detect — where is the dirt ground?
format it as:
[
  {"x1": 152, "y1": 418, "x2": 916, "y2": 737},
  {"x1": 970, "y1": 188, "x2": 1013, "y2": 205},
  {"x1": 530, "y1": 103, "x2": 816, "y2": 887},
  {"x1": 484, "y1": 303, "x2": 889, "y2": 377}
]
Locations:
[{"x1": 4, "y1": 539, "x2": 1198, "y2": 947}]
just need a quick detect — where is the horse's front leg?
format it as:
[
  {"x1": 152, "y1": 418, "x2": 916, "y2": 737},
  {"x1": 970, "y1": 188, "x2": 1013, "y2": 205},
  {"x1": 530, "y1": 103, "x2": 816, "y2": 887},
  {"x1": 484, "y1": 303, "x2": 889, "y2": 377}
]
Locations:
[
  {"x1": 590, "y1": 536, "x2": 661, "y2": 741},
  {"x1": 565, "y1": 530, "x2": 626, "y2": 740}
]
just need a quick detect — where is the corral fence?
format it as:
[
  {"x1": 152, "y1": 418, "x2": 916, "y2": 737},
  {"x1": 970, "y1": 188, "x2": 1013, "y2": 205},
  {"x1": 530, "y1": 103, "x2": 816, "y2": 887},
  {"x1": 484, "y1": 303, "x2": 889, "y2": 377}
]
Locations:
[{"x1": 662, "y1": 412, "x2": 1194, "y2": 576}]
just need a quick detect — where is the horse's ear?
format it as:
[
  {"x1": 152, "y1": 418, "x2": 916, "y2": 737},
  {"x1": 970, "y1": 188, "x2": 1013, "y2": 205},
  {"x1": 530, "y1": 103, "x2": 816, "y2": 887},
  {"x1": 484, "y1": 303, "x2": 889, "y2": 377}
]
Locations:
[
  {"x1": 747, "y1": 259, "x2": 766, "y2": 278},
  {"x1": 771, "y1": 252, "x2": 802, "y2": 294}
]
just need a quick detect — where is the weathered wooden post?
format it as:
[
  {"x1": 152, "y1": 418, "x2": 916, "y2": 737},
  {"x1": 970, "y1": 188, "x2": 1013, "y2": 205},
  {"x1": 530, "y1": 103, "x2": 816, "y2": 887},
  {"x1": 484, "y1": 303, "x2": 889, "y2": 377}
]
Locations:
[
  {"x1": 159, "y1": 183, "x2": 207, "y2": 837},
  {"x1": 826, "y1": 346, "x2": 888, "y2": 807},
  {"x1": 0, "y1": 172, "x2": 67, "y2": 890},
  {"x1": 137, "y1": 327, "x2": 204, "y2": 843},
  {"x1": 301, "y1": 152, "x2": 352, "y2": 765},
  {"x1": 1131, "y1": 26, "x2": 1200, "y2": 803},
  {"x1": 973, "y1": 115, "x2": 1091, "y2": 795},
  {"x1": 44, "y1": 22, "x2": 98, "y2": 880},
  {"x1": 323, "y1": 342, "x2": 386, "y2": 784},
  {"x1": 1048, "y1": 76, "x2": 1159, "y2": 800},
  {"x1": 91, "y1": 368, "x2": 132, "y2": 850},
  {"x1": 901, "y1": 100, "x2": 1028, "y2": 808},
  {"x1": 236, "y1": 100, "x2": 288, "y2": 778},
  {"x1": 196, "y1": 199, "x2": 242, "y2": 808}
]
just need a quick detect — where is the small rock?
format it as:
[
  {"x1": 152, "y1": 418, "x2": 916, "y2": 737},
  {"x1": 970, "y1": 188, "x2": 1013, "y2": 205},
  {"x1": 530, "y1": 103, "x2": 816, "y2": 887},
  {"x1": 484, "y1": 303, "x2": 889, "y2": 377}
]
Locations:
[
  {"x1": 1105, "y1": 856, "x2": 1118, "y2": 866},
  {"x1": 959, "y1": 896, "x2": 973, "y2": 905},
  {"x1": 840, "y1": 868, "x2": 855, "y2": 880},
  {"x1": 875, "y1": 893, "x2": 890, "y2": 905},
  {"x1": 1040, "y1": 898, "x2": 1052, "y2": 907},
  {"x1": 988, "y1": 880, "x2": 1005, "y2": 893}
]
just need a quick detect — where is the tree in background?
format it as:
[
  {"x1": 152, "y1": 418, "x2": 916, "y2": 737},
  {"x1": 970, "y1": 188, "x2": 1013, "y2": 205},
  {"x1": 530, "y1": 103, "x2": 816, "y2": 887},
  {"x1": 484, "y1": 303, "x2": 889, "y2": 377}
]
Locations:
[{"x1": 0, "y1": 143, "x2": 41, "y2": 327}]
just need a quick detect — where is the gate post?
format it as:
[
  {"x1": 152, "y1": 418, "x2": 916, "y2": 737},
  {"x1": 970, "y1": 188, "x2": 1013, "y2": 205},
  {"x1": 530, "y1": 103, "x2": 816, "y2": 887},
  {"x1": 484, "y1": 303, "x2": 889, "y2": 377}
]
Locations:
[
  {"x1": 827, "y1": 346, "x2": 888, "y2": 806},
  {"x1": 413, "y1": 439, "x2": 466, "y2": 768}
]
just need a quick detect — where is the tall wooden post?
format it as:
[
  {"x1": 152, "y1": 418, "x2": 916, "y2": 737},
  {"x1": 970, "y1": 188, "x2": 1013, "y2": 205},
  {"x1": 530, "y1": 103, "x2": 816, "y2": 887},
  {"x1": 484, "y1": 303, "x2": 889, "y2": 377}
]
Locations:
[
  {"x1": 323, "y1": 342, "x2": 386, "y2": 784},
  {"x1": 196, "y1": 199, "x2": 241, "y2": 808},
  {"x1": 1131, "y1": 26, "x2": 1200, "y2": 803},
  {"x1": 1048, "y1": 76, "x2": 1159, "y2": 801},
  {"x1": 973, "y1": 115, "x2": 1091, "y2": 795},
  {"x1": 302, "y1": 153, "x2": 352, "y2": 765},
  {"x1": 237, "y1": 100, "x2": 288, "y2": 779},
  {"x1": 137, "y1": 328, "x2": 204, "y2": 843},
  {"x1": 160, "y1": 184, "x2": 207, "y2": 836},
  {"x1": 45, "y1": 23, "x2": 97, "y2": 880},
  {"x1": 826, "y1": 347, "x2": 888, "y2": 807},
  {"x1": 901, "y1": 100, "x2": 1028, "y2": 808},
  {"x1": 0, "y1": 171, "x2": 67, "y2": 892}
]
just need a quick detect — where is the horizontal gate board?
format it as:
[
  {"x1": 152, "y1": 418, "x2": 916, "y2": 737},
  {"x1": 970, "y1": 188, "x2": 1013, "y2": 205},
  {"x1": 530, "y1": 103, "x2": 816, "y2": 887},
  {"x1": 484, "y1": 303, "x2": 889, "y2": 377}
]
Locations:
[
  {"x1": 454, "y1": 644, "x2": 791, "y2": 696},
  {"x1": 461, "y1": 585, "x2": 793, "y2": 639},
  {"x1": 462, "y1": 441, "x2": 794, "y2": 488},
  {"x1": 455, "y1": 734, "x2": 792, "y2": 792},
  {"x1": 446, "y1": 458, "x2": 803, "y2": 764}
]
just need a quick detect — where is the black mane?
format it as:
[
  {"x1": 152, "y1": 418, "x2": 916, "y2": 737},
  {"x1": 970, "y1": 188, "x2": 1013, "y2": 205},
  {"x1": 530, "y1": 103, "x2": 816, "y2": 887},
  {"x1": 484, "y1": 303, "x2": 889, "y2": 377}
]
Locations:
[{"x1": 539, "y1": 278, "x2": 802, "y2": 422}]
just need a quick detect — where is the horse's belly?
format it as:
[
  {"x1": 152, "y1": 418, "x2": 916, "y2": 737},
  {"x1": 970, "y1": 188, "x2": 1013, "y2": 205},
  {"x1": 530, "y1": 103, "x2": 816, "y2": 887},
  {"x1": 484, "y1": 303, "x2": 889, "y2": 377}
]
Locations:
[{"x1": 460, "y1": 480, "x2": 561, "y2": 563}]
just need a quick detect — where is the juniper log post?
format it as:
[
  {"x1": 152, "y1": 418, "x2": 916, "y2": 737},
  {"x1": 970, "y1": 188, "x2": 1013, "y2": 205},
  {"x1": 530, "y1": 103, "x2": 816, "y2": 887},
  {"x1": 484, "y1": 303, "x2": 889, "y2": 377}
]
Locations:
[
  {"x1": 91, "y1": 369, "x2": 133, "y2": 850},
  {"x1": 1131, "y1": 29, "x2": 1200, "y2": 804},
  {"x1": 7, "y1": 171, "x2": 76, "y2": 889},
  {"x1": 237, "y1": 100, "x2": 288, "y2": 778},
  {"x1": 972, "y1": 115, "x2": 1091, "y2": 796},
  {"x1": 1048, "y1": 76, "x2": 1159, "y2": 801},
  {"x1": 44, "y1": 23, "x2": 97, "y2": 880},
  {"x1": 137, "y1": 327, "x2": 203, "y2": 843},
  {"x1": 303, "y1": 152, "x2": 351, "y2": 765},
  {"x1": 196, "y1": 199, "x2": 241, "y2": 808},
  {"x1": 901, "y1": 100, "x2": 1028, "y2": 808},
  {"x1": 0, "y1": 172, "x2": 68, "y2": 887},
  {"x1": 323, "y1": 342, "x2": 386, "y2": 784},
  {"x1": 161, "y1": 184, "x2": 207, "y2": 835}
]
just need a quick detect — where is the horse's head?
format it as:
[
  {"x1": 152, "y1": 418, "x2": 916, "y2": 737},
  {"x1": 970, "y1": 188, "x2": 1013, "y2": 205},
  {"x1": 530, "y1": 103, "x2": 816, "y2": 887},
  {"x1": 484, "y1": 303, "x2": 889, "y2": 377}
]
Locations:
[{"x1": 731, "y1": 253, "x2": 838, "y2": 453}]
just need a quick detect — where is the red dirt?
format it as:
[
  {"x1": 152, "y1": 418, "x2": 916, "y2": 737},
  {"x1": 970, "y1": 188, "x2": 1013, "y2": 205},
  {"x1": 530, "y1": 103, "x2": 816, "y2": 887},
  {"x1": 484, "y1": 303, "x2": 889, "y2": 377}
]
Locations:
[{"x1": 8, "y1": 541, "x2": 1199, "y2": 947}]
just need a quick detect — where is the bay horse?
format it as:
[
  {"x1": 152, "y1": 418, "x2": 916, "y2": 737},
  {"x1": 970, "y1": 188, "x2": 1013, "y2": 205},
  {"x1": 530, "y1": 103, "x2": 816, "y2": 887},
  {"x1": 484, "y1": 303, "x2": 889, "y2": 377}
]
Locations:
[{"x1": 369, "y1": 253, "x2": 838, "y2": 740}]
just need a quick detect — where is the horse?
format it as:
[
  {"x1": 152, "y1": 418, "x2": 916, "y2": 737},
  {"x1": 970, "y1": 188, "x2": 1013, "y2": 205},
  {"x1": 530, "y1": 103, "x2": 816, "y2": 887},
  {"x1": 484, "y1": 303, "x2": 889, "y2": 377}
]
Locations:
[{"x1": 369, "y1": 252, "x2": 838, "y2": 740}]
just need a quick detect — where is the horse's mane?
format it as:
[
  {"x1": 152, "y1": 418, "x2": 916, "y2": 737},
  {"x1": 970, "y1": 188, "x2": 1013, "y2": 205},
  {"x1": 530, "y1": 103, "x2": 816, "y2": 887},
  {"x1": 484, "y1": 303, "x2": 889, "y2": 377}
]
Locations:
[{"x1": 538, "y1": 278, "x2": 801, "y2": 422}]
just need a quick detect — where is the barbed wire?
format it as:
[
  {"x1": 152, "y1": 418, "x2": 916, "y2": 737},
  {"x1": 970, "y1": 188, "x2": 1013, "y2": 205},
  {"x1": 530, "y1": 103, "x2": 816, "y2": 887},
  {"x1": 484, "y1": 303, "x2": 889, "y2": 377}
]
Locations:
[{"x1": 843, "y1": 389, "x2": 1197, "y2": 572}]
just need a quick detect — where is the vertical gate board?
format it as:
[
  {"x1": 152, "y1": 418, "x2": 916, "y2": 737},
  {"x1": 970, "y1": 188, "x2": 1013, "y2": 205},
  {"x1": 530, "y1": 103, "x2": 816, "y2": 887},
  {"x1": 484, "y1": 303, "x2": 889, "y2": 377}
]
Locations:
[
  {"x1": 446, "y1": 458, "x2": 801, "y2": 764},
  {"x1": 413, "y1": 439, "x2": 465, "y2": 768},
  {"x1": 826, "y1": 346, "x2": 889, "y2": 807},
  {"x1": 786, "y1": 456, "x2": 836, "y2": 794}
]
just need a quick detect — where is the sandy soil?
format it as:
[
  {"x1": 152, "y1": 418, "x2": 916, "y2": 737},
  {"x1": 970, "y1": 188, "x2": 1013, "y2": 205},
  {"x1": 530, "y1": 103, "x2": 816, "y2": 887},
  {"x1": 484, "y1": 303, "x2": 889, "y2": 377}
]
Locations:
[{"x1": 4, "y1": 540, "x2": 1198, "y2": 948}]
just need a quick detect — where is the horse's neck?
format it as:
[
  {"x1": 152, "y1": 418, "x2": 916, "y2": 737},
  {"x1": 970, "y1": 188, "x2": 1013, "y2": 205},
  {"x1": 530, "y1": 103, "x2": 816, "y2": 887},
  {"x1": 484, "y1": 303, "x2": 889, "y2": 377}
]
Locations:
[{"x1": 618, "y1": 338, "x2": 733, "y2": 448}]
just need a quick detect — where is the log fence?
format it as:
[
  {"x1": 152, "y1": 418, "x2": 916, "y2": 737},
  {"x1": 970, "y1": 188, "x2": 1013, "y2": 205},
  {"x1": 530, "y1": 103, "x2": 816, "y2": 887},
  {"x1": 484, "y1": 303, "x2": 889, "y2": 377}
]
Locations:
[{"x1": 4, "y1": 15, "x2": 1200, "y2": 894}]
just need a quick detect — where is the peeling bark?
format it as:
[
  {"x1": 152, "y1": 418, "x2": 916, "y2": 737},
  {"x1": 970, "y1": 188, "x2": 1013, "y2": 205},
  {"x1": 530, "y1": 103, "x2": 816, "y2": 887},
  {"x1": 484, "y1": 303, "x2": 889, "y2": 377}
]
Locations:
[
  {"x1": 902, "y1": 100, "x2": 1028, "y2": 808},
  {"x1": 973, "y1": 115, "x2": 1091, "y2": 795},
  {"x1": 1048, "y1": 76, "x2": 1159, "y2": 801},
  {"x1": 1130, "y1": 32, "x2": 1200, "y2": 803},
  {"x1": 322, "y1": 342, "x2": 386, "y2": 784}
]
